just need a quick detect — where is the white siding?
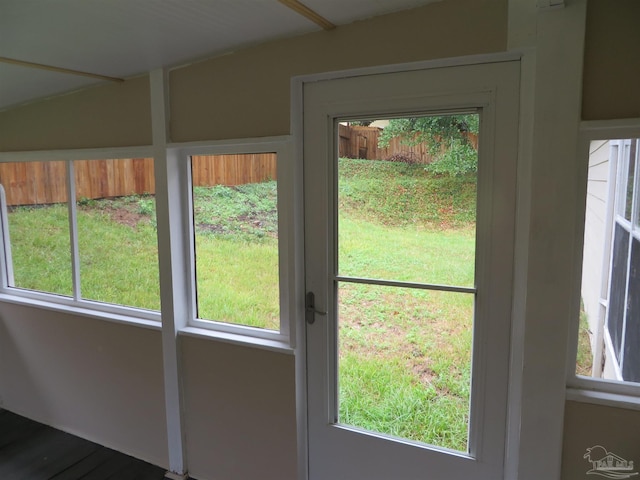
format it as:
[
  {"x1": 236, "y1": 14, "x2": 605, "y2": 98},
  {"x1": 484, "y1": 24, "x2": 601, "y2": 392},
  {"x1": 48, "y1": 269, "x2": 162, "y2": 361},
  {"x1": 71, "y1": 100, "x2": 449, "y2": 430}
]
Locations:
[{"x1": 581, "y1": 140, "x2": 610, "y2": 351}]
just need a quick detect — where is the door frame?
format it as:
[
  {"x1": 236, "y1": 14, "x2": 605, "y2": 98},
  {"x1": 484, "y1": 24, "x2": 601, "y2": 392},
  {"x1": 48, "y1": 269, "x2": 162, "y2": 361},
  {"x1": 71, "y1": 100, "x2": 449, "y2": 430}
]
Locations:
[{"x1": 291, "y1": 50, "x2": 525, "y2": 480}]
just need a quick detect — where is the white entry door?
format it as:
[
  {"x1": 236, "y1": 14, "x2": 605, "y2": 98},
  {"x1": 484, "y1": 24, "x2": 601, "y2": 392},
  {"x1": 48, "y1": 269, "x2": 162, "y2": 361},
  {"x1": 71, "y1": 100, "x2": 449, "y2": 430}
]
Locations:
[{"x1": 303, "y1": 61, "x2": 520, "y2": 480}]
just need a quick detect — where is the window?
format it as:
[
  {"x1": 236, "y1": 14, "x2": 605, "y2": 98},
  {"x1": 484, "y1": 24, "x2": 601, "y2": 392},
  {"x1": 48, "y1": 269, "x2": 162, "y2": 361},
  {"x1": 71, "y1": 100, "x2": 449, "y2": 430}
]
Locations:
[
  {"x1": 574, "y1": 130, "x2": 640, "y2": 394},
  {"x1": 0, "y1": 157, "x2": 160, "y2": 317},
  {"x1": 0, "y1": 139, "x2": 294, "y2": 344},
  {"x1": 182, "y1": 139, "x2": 293, "y2": 342}
]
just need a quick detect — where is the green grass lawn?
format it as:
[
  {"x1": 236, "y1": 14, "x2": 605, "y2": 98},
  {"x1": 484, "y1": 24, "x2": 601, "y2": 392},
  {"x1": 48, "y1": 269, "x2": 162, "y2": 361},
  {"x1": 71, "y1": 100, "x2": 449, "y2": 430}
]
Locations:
[
  {"x1": 8, "y1": 197, "x2": 161, "y2": 310},
  {"x1": 336, "y1": 158, "x2": 476, "y2": 451},
  {"x1": 6, "y1": 157, "x2": 477, "y2": 451},
  {"x1": 194, "y1": 235, "x2": 279, "y2": 329}
]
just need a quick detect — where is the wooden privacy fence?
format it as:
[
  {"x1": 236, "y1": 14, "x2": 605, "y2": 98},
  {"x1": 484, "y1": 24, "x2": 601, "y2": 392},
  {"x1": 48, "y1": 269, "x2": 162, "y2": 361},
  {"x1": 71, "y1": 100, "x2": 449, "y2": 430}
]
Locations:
[
  {"x1": 0, "y1": 154, "x2": 277, "y2": 207},
  {"x1": 339, "y1": 124, "x2": 436, "y2": 163},
  {"x1": 338, "y1": 124, "x2": 478, "y2": 163},
  {"x1": 2, "y1": 125, "x2": 478, "y2": 206},
  {"x1": 191, "y1": 153, "x2": 276, "y2": 187}
]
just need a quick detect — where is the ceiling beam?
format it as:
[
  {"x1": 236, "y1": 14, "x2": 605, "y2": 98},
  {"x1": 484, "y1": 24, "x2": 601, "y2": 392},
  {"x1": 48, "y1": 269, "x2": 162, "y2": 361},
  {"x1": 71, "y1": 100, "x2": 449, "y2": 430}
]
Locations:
[
  {"x1": 278, "y1": 0, "x2": 336, "y2": 30},
  {"x1": 0, "y1": 56, "x2": 124, "y2": 83}
]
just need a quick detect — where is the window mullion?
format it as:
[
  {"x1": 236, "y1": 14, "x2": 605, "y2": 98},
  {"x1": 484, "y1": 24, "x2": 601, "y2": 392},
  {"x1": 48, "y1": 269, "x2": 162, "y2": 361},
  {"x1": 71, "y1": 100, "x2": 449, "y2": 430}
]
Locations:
[
  {"x1": 0, "y1": 184, "x2": 14, "y2": 288},
  {"x1": 633, "y1": 139, "x2": 640, "y2": 231},
  {"x1": 66, "y1": 160, "x2": 81, "y2": 301}
]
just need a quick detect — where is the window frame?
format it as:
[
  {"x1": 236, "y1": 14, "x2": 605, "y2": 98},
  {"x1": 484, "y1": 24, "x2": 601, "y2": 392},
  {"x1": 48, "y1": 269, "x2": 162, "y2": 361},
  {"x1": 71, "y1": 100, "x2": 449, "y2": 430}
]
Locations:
[
  {"x1": 567, "y1": 118, "x2": 640, "y2": 407},
  {"x1": 170, "y1": 137, "x2": 295, "y2": 345},
  {"x1": 0, "y1": 147, "x2": 162, "y2": 323},
  {"x1": 0, "y1": 138, "x2": 297, "y2": 348},
  {"x1": 608, "y1": 139, "x2": 638, "y2": 380}
]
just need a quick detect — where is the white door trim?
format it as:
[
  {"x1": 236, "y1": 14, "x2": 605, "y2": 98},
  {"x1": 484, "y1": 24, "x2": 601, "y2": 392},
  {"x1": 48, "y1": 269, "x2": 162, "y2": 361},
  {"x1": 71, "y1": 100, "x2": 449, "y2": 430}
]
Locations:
[
  {"x1": 300, "y1": 60, "x2": 520, "y2": 480},
  {"x1": 290, "y1": 53, "x2": 526, "y2": 480}
]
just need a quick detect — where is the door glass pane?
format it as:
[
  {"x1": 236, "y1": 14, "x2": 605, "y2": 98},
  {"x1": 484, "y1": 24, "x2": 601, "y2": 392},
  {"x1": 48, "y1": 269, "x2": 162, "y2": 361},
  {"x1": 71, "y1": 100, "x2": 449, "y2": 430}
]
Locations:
[
  {"x1": 191, "y1": 153, "x2": 279, "y2": 330},
  {"x1": 338, "y1": 116, "x2": 478, "y2": 286},
  {"x1": 336, "y1": 115, "x2": 478, "y2": 451},
  {"x1": 338, "y1": 283, "x2": 473, "y2": 451},
  {"x1": 2, "y1": 161, "x2": 72, "y2": 296}
]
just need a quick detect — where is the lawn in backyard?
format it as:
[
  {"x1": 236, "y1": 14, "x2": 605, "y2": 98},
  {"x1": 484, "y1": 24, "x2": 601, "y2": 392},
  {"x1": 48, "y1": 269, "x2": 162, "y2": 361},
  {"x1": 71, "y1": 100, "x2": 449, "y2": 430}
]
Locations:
[
  {"x1": 7, "y1": 158, "x2": 479, "y2": 451},
  {"x1": 336, "y1": 158, "x2": 476, "y2": 451}
]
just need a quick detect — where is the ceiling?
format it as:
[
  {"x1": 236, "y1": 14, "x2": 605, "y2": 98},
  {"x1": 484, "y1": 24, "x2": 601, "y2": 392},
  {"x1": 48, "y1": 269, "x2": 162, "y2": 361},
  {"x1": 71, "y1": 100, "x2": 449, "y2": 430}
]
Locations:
[{"x1": 0, "y1": 0, "x2": 440, "y2": 111}]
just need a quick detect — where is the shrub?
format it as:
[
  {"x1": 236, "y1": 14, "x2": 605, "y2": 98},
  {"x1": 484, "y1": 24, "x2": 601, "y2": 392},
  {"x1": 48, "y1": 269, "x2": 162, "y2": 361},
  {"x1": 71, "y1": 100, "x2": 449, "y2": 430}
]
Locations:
[
  {"x1": 426, "y1": 141, "x2": 477, "y2": 176},
  {"x1": 386, "y1": 152, "x2": 419, "y2": 165}
]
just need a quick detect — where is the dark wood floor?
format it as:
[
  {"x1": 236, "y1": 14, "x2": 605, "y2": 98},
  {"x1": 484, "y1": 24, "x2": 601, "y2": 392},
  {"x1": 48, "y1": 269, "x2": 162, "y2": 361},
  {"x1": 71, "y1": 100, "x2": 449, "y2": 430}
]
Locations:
[{"x1": 0, "y1": 409, "x2": 167, "y2": 479}]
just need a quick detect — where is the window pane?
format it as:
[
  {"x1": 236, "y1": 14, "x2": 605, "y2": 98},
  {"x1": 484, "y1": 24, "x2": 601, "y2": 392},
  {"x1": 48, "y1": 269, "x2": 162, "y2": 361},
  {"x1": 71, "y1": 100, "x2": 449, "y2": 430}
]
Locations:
[
  {"x1": 1, "y1": 161, "x2": 72, "y2": 296},
  {"x1": 75, "y1": 159, "x2": 160, "y2": 310},
  {"x1": 335, "y1": 115, "x2": 478, "y2": 452},
  {"x1": 608, "y1": 223, "x2": 630, "y2": 364},
  {"x1": 338, "y1": 283, "x2": 473, "y2": 452},
  {"x1": 338, "y1": 116, "x2": 478, "y2": 287},
  {"x1": 622, "y1": 237, "x2": 639, "y2": 382},
  {"x1": 635, "y1": 140, "x2": 640, "y2": 230},
  {"x1": 578, "y1": 139, "x2": 640, "y2": 383},
  {"x1": 624, "y1": 140, "x2": 636, "y2": 221},
  {"x1": 192, "y1": 153, "x2": 279, "y2": 330}
]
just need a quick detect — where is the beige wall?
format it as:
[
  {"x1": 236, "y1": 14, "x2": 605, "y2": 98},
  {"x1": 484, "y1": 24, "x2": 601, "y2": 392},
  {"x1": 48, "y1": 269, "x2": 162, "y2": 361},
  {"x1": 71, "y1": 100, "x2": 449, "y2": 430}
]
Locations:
[
  {"x1": 0, "y1": 303, "x2": 168, "y2": 468},
  {"x1": 181, "y1": 337, "x2": 297, "y2": 480},
  {"x1": 0, "y1": 0, "x2": 507, "y2": 151},
  {"x1": 562, "y1": 401, "x2": 640, "y2": 479},
  {"x1": 0, "y1": 75, "x2": 152, "y2": 152},
  {"x1": 582, "y1": 0, "x2": 640, "y2": 120},
  {"x1": 166, "y1": 0, "x2": 507, "y2": 142}
]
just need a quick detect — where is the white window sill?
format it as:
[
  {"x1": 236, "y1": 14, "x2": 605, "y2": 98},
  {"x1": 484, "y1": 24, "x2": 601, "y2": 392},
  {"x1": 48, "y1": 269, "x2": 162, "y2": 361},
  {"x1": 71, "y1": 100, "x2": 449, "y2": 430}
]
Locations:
[
  {"x1": 179, "y1": 326, "x2": 294, "y2": 355},
  {"x1": 566, "y1": 387, "x2": 640, "y2": 411},
  {"x1": 0, "y1": 293, "x2": 295, "y2": 354},
  {"x1": 0, "y1": 293, "x2": 162, "y2": 331}
]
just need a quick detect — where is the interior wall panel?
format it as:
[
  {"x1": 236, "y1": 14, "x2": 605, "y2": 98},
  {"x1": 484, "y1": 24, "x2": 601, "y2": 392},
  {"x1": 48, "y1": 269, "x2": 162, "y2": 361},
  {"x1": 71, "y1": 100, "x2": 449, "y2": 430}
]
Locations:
[
  {"x1": 0, "y1": 75, "x2": 152, "y2": 151},
  {"x1": 582, "y1": 0, "x2": 640, "y2": 120},
  {"x1": 0, "y1": 303, "x2": 168, "y2": 469},
  {"x1": 169, "y1": 0, "x2": 507, "y2": 142},
  {"x1": 562, "y1": 401, "x2": 640, "y2": 479},
  {"x1": 180, "y1": 336, "x2": 297, "y2": 480}
]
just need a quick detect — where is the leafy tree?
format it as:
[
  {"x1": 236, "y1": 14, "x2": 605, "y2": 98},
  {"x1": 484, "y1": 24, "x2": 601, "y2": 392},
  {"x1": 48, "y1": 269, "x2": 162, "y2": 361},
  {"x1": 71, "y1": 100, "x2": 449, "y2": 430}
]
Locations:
[
  {"x1": 378, "y1": 115, "x2": 478, "y2": 176},
  {"x1": 348, "y1": 120, "x2": 374, "y2": 127}
]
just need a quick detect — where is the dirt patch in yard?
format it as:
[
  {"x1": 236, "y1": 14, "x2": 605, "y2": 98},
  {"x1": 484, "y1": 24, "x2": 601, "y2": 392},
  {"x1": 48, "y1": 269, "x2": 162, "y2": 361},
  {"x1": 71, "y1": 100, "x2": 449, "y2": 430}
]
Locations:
[{"x1": 106, "y1": 207, "x2": 147, "y2": 228}]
